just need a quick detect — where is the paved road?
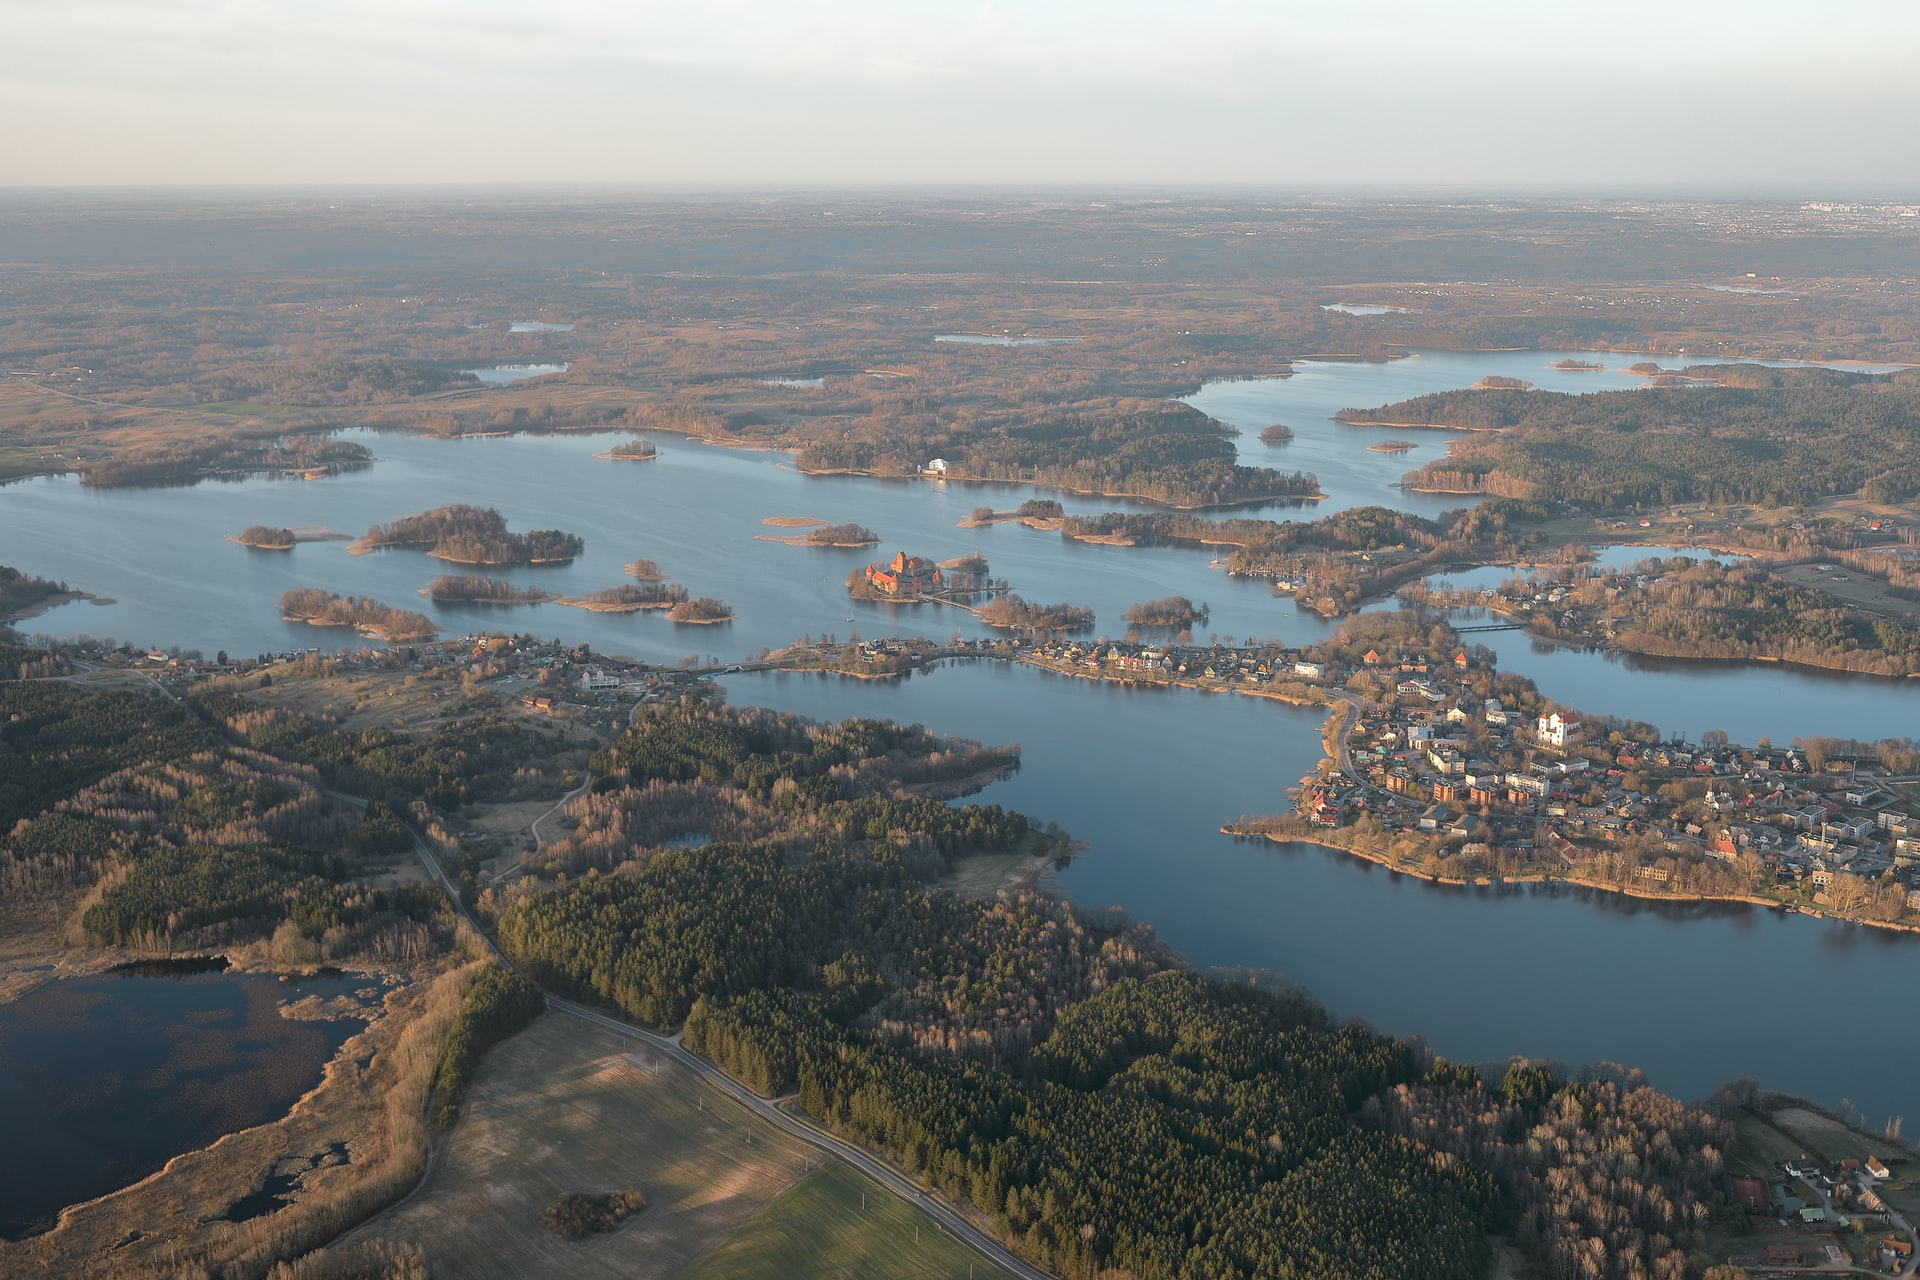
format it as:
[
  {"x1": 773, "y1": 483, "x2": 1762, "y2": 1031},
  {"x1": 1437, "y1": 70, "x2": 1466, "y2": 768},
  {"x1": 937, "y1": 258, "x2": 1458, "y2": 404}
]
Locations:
[{"x1": 381, "y1": 795, "x2": 1052, "y2": 1280}]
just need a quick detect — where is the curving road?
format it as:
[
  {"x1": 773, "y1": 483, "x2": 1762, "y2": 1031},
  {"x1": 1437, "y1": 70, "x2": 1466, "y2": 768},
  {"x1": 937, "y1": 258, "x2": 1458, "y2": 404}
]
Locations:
[{"x1": 381, "y1": 794, "x2": 1052, "y2": 1280}]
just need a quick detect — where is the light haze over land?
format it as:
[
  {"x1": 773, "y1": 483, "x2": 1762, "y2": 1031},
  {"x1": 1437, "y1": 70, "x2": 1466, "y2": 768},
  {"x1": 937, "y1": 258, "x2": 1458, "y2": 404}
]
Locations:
[{"x1": 3, "y1": 0, "x2": 1918, "y2": 189}]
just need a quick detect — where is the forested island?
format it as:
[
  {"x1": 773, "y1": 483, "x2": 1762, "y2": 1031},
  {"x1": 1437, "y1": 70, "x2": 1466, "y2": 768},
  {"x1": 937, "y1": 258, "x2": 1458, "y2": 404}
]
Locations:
[
  {"x1": 666, "y1": 596, "x2": 734, "y2": 624},
  {"x1": 1365, "y1": 367, "x2": 1920, "y2": 508},
  {"x1": 758, "y1": 520, "x2": 882, "y2": 548},
  {"x1": 557, "y1": 584, "x2": 691, "y2": 613},
  {"x1": 421, "y1": 576, "x2": 552, "y2": 606},
  {"x1": 279, "y1": 588, "x2": 439, "y2": 641},
  {"x1": 231, "y1": 525, "x2": 295, "y2": 549},
  {"x1": 624, "y1": 557, "x2": 666, "y2": 581},
  {"x1": 978, "y1": 594, "x2": 1095, "y2": 631},
  {"x1": 800, "y1": 405, "x2": 1320, "y2": 509},
  {"x1": 1552, "y1": 359, "x2": 1605, "y2": 371},
  {"x1": 349, "y1": 504, "x2": 584, "y2": 565},
  {"x1": 1124, "y1": 595, "x2": 1208, "y2": 627},
  {"x1": 593, "y1": 438, "x2": 658, "y2": 461},
  {"x1": 1259, "y1": 424, "x2": 1295, "y2": 444}
]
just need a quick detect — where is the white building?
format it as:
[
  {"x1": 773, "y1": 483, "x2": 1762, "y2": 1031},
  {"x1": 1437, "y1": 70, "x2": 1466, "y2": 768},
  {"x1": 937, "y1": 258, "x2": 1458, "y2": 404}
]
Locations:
[
  {"x1": 1484, "y1": 698, "x2": 1509, "y2": 726},
  {"x1": 580, "y1": 665, "x2": 621, "y2": 692},
  {"x1": 1537, "y1": 712, "x2": 1583, "y2": 749},
  {"x1": 1293, "y1": 660, "x2": 1325, "y2": 679}
]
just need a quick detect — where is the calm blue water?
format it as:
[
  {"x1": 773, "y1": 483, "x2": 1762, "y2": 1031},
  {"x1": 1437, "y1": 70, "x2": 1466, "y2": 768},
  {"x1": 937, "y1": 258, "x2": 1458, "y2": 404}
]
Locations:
[
  {"x1": 0, "y1": 968, "x2": 365, "y2": 1239},
  {"x1": 727, "y1": 663, "x2": 1918, "y2": 1130},
  {"x1": 6, "y1": 350, "x2": 1918, "y2": 1125},
  {"x1": 462, "y1": 362, "x2": 569, "y2": 386}
]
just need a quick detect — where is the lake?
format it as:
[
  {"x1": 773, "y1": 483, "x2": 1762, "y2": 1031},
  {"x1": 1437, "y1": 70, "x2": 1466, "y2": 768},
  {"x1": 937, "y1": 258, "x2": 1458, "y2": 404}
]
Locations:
[
  {"x1": 461, "y1": 362, "x2": 570, "y2": 386},
  {"x1": 726, "y1": 662, "x2": 1920, "y2": 1133},
  {"x1": 5, "y1": 348, "x2": 1917, "y2": 1126},
  {"x1": 0, "y1": 965, "x2": 368, "y2": 1239}
]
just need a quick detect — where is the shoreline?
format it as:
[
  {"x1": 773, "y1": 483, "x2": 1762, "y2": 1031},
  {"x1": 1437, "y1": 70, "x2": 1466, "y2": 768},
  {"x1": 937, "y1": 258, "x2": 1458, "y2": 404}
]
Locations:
[
  {"x1": 1233, "y1": 828, "x2": 1920, "y2": 937},
  {"x1": 280, "y1": 614, "x2": 437, "y2": 643},
  {"x1": 797, "y1": 465, "x2": 1323, "y2": 512}
]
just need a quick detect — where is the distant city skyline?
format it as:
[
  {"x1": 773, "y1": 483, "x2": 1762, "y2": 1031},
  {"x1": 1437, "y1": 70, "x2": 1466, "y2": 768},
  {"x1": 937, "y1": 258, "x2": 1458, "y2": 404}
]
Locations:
[{"x1": 3, "y1": 0, "x2": 1918, "y2": 190}]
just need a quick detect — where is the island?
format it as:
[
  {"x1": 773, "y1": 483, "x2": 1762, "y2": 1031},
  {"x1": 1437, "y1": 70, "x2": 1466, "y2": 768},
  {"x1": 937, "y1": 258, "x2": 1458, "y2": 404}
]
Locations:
[
  {"x1": 278, "y1": 588, "x2": 439, "y2": 641},
  {"x1": 1551, "y1": 358, "x2": 1605, "y2": 371},
  {"x1": 665, "y1": 596, "x2": 734, "y2": 624},
  {"x1": 348, "y1": 504, "x2": 583, "y2": 566},
  {"x1": 1366, "y1": 440, "x2": 1418, "y2": 453},
  {"x1": 555, "y1": 584, "x2": 690, "y2": 613},
  {"x1": 226, "y1": 525, "x2": 352, "y2": 550},
  {"x1": 421, "y1": 576, "x2": 553, "y2": 606},
  {"x1": 592, "y1": 438, "x2": 658, "y2": 461},
  {"x1": 756, "y1": 518, "x2": 881, "y2": 547},
  {"x1": 1124, "y1": 595, "x2": 1208, "y2": 627},
  {"x1": 977, "y1": 594, "x2": 1094, "y2": 631},
  {"x1": 624, "y1": 557, "x2": 667, "y2": 581},
  {"x1": 848, "y1": 550, "x2": 1002, "y2": 602},
  {"x1": 1259, "y1": 424, "x2": 1295, "y2": 444}
]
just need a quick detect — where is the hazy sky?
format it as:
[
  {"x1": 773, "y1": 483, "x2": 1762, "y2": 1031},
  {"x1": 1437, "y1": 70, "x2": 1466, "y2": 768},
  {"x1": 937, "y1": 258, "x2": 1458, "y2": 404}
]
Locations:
[{"x1": 4, "y1": 0, "x2": 1917, "y2": 189}]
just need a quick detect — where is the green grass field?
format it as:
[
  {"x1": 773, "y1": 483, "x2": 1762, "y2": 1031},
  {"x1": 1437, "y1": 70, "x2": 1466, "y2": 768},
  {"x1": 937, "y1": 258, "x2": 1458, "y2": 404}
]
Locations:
[
  {"x1": 683, "y1": 1161, "x2": 1013, "y2": 1280},
  {"x1": 0, "y1": 446, "x2": 47, "y2": 479}
]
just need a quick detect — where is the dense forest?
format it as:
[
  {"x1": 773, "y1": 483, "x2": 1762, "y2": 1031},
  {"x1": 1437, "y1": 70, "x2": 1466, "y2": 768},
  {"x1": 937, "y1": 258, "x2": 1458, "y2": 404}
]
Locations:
[
  {"x1": 1374, "y1": 369, "x2": 1920, "y2": 508},
  {"x1": 0, "y1": 641, "x2": 69, "y2": 680},
  {"x1": 799, "y1": 404, "x2": 1319, "y2": 509},
  {"x1": 0, "y1": 683, "x2": 449, "y2": 955},
  {"x1": 349, "y1": 504, "x2": 583, "y2": 566},
  {"x1": 487, "y1": 697, "x2": 1743, "y2": 1280},
  {"x1": 1516, "y1": 557, "x2": 1920, "y2": 677}
]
